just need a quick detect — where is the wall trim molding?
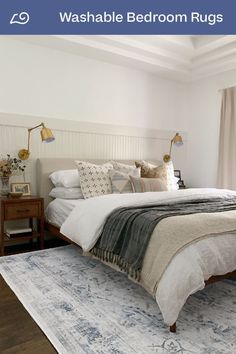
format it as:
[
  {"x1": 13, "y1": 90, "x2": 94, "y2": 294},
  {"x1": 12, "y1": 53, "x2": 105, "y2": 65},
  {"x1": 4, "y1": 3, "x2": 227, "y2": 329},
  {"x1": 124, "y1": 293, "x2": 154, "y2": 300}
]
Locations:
[{"x1": 0, "y1": 112, "x2": 187, "y2": 141}]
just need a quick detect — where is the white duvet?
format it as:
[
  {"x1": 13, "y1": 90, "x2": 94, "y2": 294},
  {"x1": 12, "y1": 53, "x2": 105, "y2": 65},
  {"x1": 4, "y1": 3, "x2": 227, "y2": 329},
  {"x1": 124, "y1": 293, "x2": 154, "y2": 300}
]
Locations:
[{"x1": 60, "y1": 188, "x2": 236, "y2": 325}]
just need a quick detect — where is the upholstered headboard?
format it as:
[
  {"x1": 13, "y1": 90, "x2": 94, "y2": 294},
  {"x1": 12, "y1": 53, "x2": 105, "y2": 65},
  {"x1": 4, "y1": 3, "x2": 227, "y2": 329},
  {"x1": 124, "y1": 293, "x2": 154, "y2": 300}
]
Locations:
[{"x1": 37, "y1": 158, "x2": 162, "y2": 208}]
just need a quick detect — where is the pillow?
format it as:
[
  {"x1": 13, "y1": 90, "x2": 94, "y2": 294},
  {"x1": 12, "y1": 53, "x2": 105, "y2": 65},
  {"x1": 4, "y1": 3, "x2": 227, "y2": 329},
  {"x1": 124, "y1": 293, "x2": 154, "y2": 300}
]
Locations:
[
  {"x1": 165, "y1": 161, "x2": 179, "y2": 191},
  {"x1": 130, "y1": 176, "x2": 167, "y2": 193},
  {"x1": 109, "y1": 168, "x2": 140, "y2": 194},
  {"x1": 49, "y1": 169, "x2": 80, "y2": 188},
  {"x1": 135, "y1": 160, "x2": 167, "y2": 179},
  {"x1": 173, "y1": 176, "x2": 180, "y2": 189},
  {"x1": 49, "y1": 187, "x2": 84, "y2": 199},
  {"x1": 110, "y1": 161, "x2": 138, "y2": 174},
  {"x1": 75, "y1": 161, "x2": 113, "y2": 199},
  {"x1": 135, "y1": 160, "x2": 179, "y2": 191}
]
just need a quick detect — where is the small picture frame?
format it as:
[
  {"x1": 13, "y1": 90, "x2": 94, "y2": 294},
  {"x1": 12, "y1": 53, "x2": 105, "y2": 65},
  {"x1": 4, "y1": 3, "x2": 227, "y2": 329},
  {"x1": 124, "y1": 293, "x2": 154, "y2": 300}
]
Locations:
[
  {"x1": 174, "y1": 169, "x2": 182, "y2": 180},
  {"x1": 11, "y1": 182, "x2": 31, "y2": 196}
]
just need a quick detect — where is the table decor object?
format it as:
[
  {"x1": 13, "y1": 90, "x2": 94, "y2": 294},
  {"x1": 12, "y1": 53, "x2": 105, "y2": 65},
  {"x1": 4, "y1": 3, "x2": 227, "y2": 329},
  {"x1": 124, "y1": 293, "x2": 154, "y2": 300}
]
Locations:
[{"x1": 0, "y1": 155, "x2": 26, "y2": 196}]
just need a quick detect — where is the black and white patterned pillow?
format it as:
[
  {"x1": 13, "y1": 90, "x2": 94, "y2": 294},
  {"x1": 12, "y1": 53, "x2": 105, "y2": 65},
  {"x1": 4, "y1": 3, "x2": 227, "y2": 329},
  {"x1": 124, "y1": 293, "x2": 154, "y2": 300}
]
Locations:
[{"x1": 75, "y1": 161, "x2": 113, "y2": 199}]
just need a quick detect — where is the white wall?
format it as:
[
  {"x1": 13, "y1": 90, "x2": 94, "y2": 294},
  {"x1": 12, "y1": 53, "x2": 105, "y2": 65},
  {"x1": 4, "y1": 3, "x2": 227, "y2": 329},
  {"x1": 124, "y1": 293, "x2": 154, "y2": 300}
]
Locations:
[
  {"x1": 185, "y1": 70, "x2": 236, "y2": 188},
  {"x1": 0, "y1": 37, "x2": 186, "y2": 131},
  {"x1": 0, "y1": 37, "x2": 189, "y2": 193}
]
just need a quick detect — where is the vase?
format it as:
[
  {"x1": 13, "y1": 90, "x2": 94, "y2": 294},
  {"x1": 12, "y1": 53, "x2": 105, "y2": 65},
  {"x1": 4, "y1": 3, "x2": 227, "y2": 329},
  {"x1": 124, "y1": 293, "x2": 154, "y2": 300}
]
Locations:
[{"x1": 1, "y1": 177, "x2": 10, "y2": 196}]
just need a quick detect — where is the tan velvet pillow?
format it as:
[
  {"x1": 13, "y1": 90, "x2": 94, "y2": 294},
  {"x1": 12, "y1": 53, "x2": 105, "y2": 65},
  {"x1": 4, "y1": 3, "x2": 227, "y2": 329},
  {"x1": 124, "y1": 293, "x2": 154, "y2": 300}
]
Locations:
[
  {"x1": 135, "y1": 160, "x2": 167, "y2": 179},
  {"x1": 130, "y1": 176, "x2": 167, "y2": 193}
]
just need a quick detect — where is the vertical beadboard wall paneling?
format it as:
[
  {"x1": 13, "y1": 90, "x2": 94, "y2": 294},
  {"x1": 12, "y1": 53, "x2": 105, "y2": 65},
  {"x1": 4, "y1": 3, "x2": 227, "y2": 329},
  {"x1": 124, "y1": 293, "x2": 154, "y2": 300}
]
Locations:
[{"x1": 0, "y1": 113, "x2": 187, "y2": 193}]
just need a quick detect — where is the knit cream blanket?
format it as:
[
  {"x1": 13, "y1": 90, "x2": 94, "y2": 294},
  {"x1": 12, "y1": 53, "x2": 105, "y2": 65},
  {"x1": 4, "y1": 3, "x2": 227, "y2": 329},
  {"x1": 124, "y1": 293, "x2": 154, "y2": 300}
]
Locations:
[{"x1": 140, "y1": 210, "x2": 236, "y2": 296}]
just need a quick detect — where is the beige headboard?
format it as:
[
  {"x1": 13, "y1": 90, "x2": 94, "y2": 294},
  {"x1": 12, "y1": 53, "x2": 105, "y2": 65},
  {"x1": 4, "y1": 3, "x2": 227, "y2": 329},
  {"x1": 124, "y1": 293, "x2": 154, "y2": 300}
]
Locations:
[{"x1": 37, "y1": 158, "x2": 162, "y2": 208}]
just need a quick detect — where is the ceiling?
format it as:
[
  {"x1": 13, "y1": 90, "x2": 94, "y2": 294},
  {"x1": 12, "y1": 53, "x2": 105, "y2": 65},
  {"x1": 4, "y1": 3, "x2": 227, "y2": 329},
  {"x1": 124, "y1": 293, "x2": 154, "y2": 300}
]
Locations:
[{"x1": 16, "y1": 35, "x2": 236, "y2": 82}]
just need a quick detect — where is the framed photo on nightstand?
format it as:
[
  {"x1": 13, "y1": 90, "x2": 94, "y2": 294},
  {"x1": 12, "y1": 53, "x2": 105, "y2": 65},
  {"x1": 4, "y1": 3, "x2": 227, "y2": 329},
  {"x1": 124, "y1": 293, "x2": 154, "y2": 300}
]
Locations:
[
  {"x1": 174, "y1": 169, "x2": 181, "y2": 180},
  {"x1": 174, "y1": 170, "x2": 186, "y2": 189},
  {"x1": 11, "y1": 182, "x2": 31, "y2": 196}
]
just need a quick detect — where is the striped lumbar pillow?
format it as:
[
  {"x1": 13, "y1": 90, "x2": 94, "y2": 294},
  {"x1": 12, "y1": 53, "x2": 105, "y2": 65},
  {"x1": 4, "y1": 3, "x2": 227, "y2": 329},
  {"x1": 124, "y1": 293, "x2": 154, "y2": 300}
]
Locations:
[{"x1": 130, "y1": 176, "x2": 167, "y2": 193}]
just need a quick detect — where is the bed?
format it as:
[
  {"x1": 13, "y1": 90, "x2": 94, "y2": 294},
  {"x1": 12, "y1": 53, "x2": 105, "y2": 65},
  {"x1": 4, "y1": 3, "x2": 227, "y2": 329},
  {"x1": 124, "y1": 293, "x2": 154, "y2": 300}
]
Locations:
[{"x1": 37, "y1": 158, "x2": 236, "y2": 333}]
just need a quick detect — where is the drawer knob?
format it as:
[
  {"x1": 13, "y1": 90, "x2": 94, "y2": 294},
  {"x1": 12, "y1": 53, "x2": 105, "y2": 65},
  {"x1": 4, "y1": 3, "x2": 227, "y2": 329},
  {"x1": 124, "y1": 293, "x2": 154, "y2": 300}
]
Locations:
[{"x1": 17, "y1": 209, "x2": 30, "y2": 213}]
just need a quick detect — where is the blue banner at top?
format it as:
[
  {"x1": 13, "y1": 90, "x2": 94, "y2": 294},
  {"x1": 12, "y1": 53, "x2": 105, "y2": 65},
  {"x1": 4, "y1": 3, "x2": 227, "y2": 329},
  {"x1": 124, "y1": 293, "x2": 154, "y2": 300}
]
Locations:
[{"x1": 0, "y1": 0, "x2": 235, "y2": 35}]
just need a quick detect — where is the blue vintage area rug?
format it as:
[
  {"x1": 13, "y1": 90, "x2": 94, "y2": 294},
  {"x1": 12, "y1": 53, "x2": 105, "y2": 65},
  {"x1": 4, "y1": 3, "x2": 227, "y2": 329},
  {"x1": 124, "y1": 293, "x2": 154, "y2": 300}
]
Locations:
[{"x1": 0, "y1": 245, "x2": 236, "y2": 354}]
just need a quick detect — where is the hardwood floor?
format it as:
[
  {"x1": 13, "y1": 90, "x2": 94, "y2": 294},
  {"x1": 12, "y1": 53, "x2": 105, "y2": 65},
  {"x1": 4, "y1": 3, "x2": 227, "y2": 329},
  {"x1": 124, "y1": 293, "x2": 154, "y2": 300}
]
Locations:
[
  {"x1": 0, "y1": 276, "x2": 57, "y2": 354},
  {"x1": 0, "y1": 238, "x2": 67, "y2": 353}
]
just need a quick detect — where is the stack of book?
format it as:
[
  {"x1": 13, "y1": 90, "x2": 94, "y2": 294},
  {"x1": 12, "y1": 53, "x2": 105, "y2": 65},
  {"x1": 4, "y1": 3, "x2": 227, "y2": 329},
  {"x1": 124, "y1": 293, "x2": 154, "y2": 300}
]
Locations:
[{"x1": 5, "y1": 227, "x2": 32, "y2": 238}]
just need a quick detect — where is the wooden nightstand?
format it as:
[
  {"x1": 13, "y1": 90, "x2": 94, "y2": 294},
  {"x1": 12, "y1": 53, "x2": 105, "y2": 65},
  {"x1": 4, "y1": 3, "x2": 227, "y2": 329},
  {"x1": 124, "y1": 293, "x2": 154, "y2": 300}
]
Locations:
[{"x1": 0, "y1": 196, "x2": 44, "y2": 256}]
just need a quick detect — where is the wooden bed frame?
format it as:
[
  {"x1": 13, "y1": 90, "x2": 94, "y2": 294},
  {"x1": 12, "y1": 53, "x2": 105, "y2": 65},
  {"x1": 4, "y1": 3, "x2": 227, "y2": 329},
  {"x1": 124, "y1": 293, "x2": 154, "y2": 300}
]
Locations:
[{"x1": 45, "y1": 221, "x2": 236, "y2": 333}]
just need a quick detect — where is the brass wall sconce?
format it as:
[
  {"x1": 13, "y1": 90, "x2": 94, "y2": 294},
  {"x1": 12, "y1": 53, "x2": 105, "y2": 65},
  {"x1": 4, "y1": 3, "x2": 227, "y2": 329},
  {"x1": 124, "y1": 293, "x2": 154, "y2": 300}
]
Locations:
[
  {"x1": 163, "y1": 132, "x2": 183, "y2": 163},
  {"x1": 18, "y1": 122, "x2": 55, "y2": 160}
]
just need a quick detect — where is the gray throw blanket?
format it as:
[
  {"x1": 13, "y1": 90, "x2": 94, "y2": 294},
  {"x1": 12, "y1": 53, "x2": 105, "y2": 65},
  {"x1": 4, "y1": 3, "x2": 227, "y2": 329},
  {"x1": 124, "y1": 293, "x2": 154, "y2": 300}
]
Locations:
[{"x1": 91, "y1": 197, "x2": 236, "y2": 279}]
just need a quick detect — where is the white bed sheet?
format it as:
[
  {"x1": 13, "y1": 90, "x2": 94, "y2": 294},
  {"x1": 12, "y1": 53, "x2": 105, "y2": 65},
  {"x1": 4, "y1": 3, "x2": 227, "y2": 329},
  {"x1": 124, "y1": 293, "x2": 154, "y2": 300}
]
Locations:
[
  {"x1": 45, "y1": 198, "x2": 84, "y2": 228},
  {"x1": 53, "y1": 189, "x2": 236, "y2": 325}
]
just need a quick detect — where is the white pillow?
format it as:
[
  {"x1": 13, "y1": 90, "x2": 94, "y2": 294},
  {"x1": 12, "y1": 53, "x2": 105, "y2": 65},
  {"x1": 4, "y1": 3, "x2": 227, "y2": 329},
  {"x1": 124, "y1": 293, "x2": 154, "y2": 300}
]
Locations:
[
  {"x1": 49, "y1": 187, "x2": 84, "y2": 199},
  {"x1": 165, "y1": 161, "x2": 179, "y2": 191},
  {"x1": 173, "y1": 176, "x2": 180, "y2": 190},
  {"x1": 49, "y1": 169, "x2": 80, "y2": 188},
  {"x1": 110, "y1": 161, "x2": 137, "y2": 174},
  {"x1": 75, "y1": 161, "x2": 113, "y2": 199}
]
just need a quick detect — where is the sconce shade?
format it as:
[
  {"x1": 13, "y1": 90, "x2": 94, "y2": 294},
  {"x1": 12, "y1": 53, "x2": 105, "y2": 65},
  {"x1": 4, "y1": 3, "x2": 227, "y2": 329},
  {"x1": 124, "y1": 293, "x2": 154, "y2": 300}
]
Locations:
[
  {"x1": 172, "y1": 133, "x2": 183, "y2": 147},
  {"x1": 41, "y1": 127, "x2": 55, "y2": 143}
]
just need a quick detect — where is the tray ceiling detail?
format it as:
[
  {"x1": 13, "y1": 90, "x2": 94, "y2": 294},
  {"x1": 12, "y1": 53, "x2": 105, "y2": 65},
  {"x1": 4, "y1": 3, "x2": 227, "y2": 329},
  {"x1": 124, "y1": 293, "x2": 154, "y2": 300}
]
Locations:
[{"x1": 15, "y1": 35, "x2": 236, "y2": 82}]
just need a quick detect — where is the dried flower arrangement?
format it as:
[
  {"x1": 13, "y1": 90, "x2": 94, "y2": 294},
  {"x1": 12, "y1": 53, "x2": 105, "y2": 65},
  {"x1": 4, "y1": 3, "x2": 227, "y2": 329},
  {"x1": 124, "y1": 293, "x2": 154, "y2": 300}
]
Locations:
[{"x1": 0, "y1": 154, "x2": 26, "y2": 178}]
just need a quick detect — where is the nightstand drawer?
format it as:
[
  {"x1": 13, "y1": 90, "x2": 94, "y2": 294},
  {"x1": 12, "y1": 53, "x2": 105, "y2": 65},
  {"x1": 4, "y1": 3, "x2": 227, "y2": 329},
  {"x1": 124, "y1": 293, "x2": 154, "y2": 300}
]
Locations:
[
  {"x1": 0, "y1": 196, "x2": 44, "y2": 256},
  {"x1": 4, "y1": 202, "x2": 41, "y2": 220}
]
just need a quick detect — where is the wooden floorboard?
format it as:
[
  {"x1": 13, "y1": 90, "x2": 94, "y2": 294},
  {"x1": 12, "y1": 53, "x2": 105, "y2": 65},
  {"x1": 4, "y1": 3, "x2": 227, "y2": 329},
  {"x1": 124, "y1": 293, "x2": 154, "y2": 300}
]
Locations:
[
  {"x1": 0, "y1": 276, "x2": 57, "y2": 354},
  {"x1": 0, "y1": 239, "x2": 67, "y2": 353}
]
